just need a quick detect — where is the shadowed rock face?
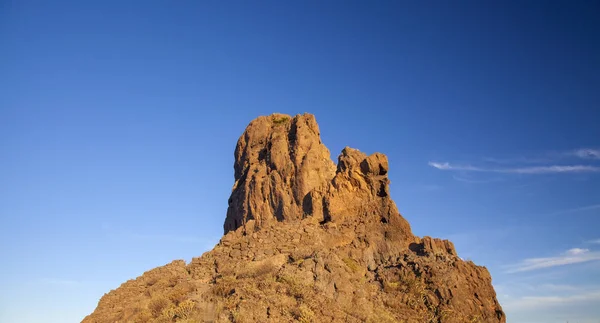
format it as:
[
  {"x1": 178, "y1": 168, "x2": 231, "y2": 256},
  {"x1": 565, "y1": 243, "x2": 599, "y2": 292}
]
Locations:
[{"x1": 84, "y1": 113, "x2": 505, "y2": 323}]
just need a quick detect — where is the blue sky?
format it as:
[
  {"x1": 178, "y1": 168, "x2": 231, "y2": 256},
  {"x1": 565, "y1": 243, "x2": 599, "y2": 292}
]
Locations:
[{"x1": 1, "y1": 1, "x2": 599, "y2": 322}]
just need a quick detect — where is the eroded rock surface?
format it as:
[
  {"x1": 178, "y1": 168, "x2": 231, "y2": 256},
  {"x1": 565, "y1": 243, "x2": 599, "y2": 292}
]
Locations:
[
  {"x1": 224, "y1": 113, "x2": 336, "y2": 234},
  {"x1": 84, "y1": 113, "x2": 505, "y2": 323}
]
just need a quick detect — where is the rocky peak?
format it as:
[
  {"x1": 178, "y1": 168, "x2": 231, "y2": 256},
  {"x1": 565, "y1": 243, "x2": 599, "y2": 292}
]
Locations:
[
  {"x1": 224, "y1": 114, "x2": 413, "y2": 244},
  {"x1": 84, "y1": 113, "x2": 505, "y2": 323},
  {"x1": 224, "y1": 113, "x2": 336, "y2": 234}
]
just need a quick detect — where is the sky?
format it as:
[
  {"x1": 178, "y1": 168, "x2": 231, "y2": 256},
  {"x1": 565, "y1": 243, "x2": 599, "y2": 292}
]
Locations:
[{"x1": 1, "y1": 1, "x2": 599, "y2": 322}]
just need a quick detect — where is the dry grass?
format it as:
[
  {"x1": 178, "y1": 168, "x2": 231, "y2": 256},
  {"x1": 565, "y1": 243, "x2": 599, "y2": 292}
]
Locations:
[
  {"x1": 277, "y1": 274, "x2": 307, "y2": 300},
  {"x1": 157, "y1": 299, "x2": 197, "y2": 322},
  {"x1": 211, "y1": 276, "x2": 237, "y2": 298},
  {"x1": 366, "y1": 307, "x2": 397, "y2": 323},
  {"x1": 291, "y1": 304, "x2": 315, "y2": 323},
  {"x1": 342, "y1": 257, "x2": 360, "y2": 273},
  {"x1": 131, "y1": 308, "x2": 153, "y2": 323},
  {"x1": 145, "y1": 276, "x2": 159, "y2": 287},
  {"x1": 168, "y1": 282, "x2": 195, "y2": 305},
  {"x1": 174, "y1": 299, "x2": 196, "y2": 320},
  {"x1": 237, "y1": 262, "x2": 278, "y2": 279},
  {"x1": 148, "y1": 296, "x2": 171, "y2": 317}
]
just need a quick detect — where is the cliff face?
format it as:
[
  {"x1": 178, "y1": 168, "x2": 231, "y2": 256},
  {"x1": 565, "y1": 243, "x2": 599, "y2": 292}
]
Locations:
[
  {"x1": 224, "y1": 113, "x2": 336, "y2": 234},
  {"x1": 83, "y1": 113, "x2": 505, "y2": 323}
]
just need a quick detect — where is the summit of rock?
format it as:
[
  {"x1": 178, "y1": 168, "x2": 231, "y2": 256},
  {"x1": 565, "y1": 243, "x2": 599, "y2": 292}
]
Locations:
[
  {"x1": 84, "y1": 113, "x2": 505, "y2": 323},
  {"x1": 224, "y1": 113, "x2": 336, "y2": 233}
]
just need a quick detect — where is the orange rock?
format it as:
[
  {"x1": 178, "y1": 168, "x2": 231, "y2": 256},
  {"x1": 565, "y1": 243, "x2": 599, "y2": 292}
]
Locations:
[{"x1": 84, "y1": 113, "x2": 505, "y2": 323}]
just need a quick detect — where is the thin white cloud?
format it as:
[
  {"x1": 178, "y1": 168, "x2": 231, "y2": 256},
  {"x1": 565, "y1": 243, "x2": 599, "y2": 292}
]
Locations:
[
  {"x1": 506, "y1": 248, "x2": 600, "y2": 273},
  {"x1": 588, "y1": 239, "x2": 600, "y2": 244},
  {"x1": 498, "y1": 283, "x2": 579, "y2": 294},
  {"x1": 452, "y1": 175, "x2": 503, "y2": 183},
  {"x1": 431, "y1": 148, "x2": 600, "y2": 176},
  {"x1": 497, "y1": 282, "x2": 600, "y2": 323},
  {"x1": 573, "y1": 148, "x2": 600, "y2": 160},
  {"x1": 546, "y1": 204, "x2": 600, "y2": 216},
  {"x1": 536, "y1": 283, "x2": 581, "y2": 292},
  {"x1": 502, "y1": 290, "x2": 600, "y2": 311},
  {"x1": 567, "y1": 248, "x2": 589, "y2": 255},
  {"x1": 483, "y1": 156, "x2": 553, "y2": 164},
  {"x1": 511, "y1": 165, "x2": 600, "y2": 174},
  {"x1": 428, "y1": 162, "x2": 483, "y2": 171},
  {"x1": 429, "y1": 162, "x2": 600, "y2": 174},
  {"x1": 484, "y1": 148, "x2": 600, "y2": 163}
]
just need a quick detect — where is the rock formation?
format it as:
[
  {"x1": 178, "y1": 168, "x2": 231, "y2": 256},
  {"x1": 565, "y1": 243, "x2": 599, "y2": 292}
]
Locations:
[
  {"x1": 224, "y1": 113, "x2": 336, "y2": 233},
  {"x1": 83, "y1": 113, "x2": 505, "y2": 323}
]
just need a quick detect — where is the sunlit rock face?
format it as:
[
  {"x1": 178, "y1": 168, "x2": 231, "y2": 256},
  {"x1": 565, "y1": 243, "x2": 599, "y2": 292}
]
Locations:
[{"x1": 83, "y1": 113, "x2": 505, "y2": 323}]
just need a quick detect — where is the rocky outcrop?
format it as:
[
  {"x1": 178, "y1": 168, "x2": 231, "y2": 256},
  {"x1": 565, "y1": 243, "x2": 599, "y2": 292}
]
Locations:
[
  {"x1": 225, "y1": 114, "x2": 412, "y2": 246},
  {"x1": 304, "y1": 147, "x2": 413, "y2": 244},
  {"x1": 84, "y1": 113, "x2": 505, "y2": 323},
  {"x1": 224, "y1": 113, "x2": 336, "y2": 234}
]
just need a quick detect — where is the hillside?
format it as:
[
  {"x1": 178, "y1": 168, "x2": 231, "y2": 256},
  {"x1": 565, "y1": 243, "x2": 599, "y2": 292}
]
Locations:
[{"x1": 83, "y1": 113, "x2": 505, "y2": 323}]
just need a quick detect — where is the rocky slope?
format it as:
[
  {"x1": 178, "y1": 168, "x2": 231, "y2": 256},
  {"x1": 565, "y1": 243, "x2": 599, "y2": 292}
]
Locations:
[{"x1": 83, "y1": 113, "x2": 505, "y2": 323}]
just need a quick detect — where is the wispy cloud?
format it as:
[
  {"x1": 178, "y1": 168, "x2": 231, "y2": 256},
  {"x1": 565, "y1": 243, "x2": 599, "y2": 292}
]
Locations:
[
  {"x1": 567, "y1": 248, "x2": 588, "y2": 255},
  {"x1": 483, "y1": 156, "x2": 553, "y2": 164},
  {"x1": 588, "y1": 239, "x2": 600, "y2": 244},
  {"x1": 506, "y1": 248, "x2": 600, "y2": 273},
  {"x1": 545, "y1": 204, "x2": 600, "y2": 216},
  {"x1": 503, "y1": 290, "x2": 600, "y2": 310},
  {"x1": 508, "y1": 165, "x2": 600, "y2": 174},
  {"x1": 430, "y1": 148, "x2": 600, "y2": 178},
  {"x1": 452, "y1": 175, "x2": 503, "y2": 183},
  {"x1": 573, "y1": 148, "x2": 600, "y2": 160},
  {"x1": 496, "y1": 282, "x2": 592, "y2": 294},
  {"x1": 535, "y1": 283, "x2": 581, "y2": 292},
  {"x1": 483, "y1": 148, "x2": 600, "y2": 164},
  {"x1": 428, "y1": 162, "x2": 482, "y2": 171},
  {"x1": 429, "y1": 162, "x2": 600, "y2": 174}
]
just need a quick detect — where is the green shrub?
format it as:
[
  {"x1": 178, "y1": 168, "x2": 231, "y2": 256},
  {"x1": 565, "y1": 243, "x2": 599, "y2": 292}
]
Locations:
[{"x1": 272, "y1": 116, "x2": 290, "y2": 125}]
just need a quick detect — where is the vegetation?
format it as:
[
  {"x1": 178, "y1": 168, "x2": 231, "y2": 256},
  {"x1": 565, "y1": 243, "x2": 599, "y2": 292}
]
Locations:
[
  {"x1": 342, "y1": 257, "x2": 360, "y2": 273},
  {"x1": 272, "y1": 115, "x2": 290, "y2": 125}
]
